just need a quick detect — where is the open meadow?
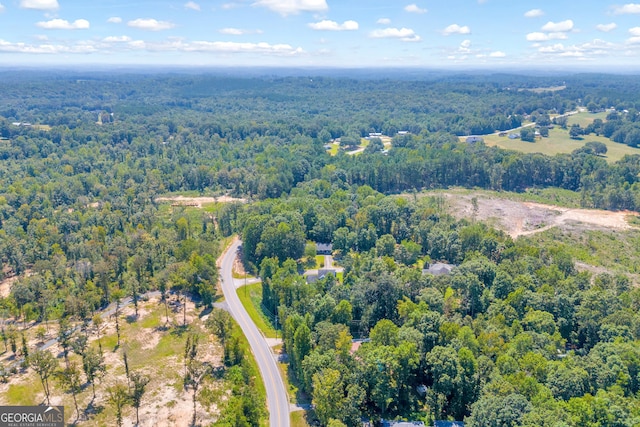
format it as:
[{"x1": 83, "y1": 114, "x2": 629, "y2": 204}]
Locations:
[{"x1": 481, "y1": 112, "x2": 640, "y2": 162}]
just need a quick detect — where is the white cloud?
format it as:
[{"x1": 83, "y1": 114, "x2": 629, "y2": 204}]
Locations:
[
  {"x1": 36, "y1": 19, "x2": 90, "y2": 30},
  {"x1": 103, "y1": 36, "x2": 132, "y2": 42},
  {"x1": 108, "y1": 17, "x2": 123, "y2": 24},
  {"x1": 442, "y1": 24, "x2": 471, "y2": 35},
  {"x1": 308, "y1": 20, "x2": 358, "y2": 31},
  {"x1": 489, "y1": 51, "x2": 506, "y2": 57},
  {"x1": 0, "y1": 38, "x2": 97, "y2": 54},
  {"x1": 221, "y1": 2, "x2": 240, "y2": 9},
  {"x1": 628, "y1": 36, "x2": 640, "y2": 44},
  {"x1": 370, "y1": 27, "x2": 421, "y2": 42},
  {"x1": 524, "y1": 9, "x2": 544, "y2": 18},
  {"x1": 127, "y1": 39, "x2": 304, "y2": 55},
  {"x1": 377, "y1": 18, "x2": 391, "y2": 25},
  {"x1": 539, "y1": 43, "x2": 567, "y2": 53},
  {"x1": 0, "y1": 38, "x2": 304, "y2": 57},
  {"x1": 184, "y1": 1, "x2": 200, "y2": 11},
  {"x1": 404, "y1": 4, "x2": 427, "y2": 14},
  {"x1": 536, "y1": 39, "x2": 616, "y2": 59},
  {"x1": 20, "y1": 0, "x2": 58, "y2": 10},
  {"x1": 541, "y1": 20, "x2": 574, "y2": 32},
  {"x1": 596, "y1": 23, "x2": 617, "y2": 32},
  {"x1": 613, "y1": 3, "x2": 640, "y2": 14},
  {"x1": 526, "y1": 32, "x2": 547, "y2": 41},
  {"x1": 253, "y1": 0, "x2": 328, "y2": 16},
  {"x1": 629, "y1": 27, "x2": 640, "y2": 36},
  {"x1": 459, "y1": 39, "x2": 471, "y2": 53},
  {"x1": 0, "y1": 3, "x2": 4, "y2": 12},
  {"x1": 526, "y1": 31, "x2": 567, "y2": 41},
  {"x1": 128, "y1": 18, "x2": 175, "y2": 31},
  {"x1": 219, "y1": 28, "x2": 264, "y2": 35}
]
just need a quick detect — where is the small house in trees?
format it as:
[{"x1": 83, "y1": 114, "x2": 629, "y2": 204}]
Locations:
[
  {"x1": 380, "y1": 421, "x2": 425, "y2": 427},
  {"x1": 434, "y1": 422, "x2": 465, "y2": 427},
  {"x1": 316, "y1": 243, "x2": 333, "y2": 255},
  {"x1": 465, "y1": 136, "x2": 484, "y2": 143},
  {"x1": 422, "y1": 262, "x2": 455, "y2": 276},
  {"x1": 305, "y1": 268, "x2": 335, "y2": 284}
]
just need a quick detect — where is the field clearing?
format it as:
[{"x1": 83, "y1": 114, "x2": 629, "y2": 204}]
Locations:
[
  {"x1": 519, "y1": 85, "x2": 566, "y2": 93},
  {"x1": 483, "y1": 127, "x2": 640, "y2": 162},
  {"x1": 566, "y1": 111, "x2": 608, "y2": 127},
  {"x1": 0, "y1": 297, "x2": 228, "y2": 426},
  {"x1": 424, "y1": 189, "x2": 639, "y2": 239},
  {"x1": 155, "y1": 195, "x2": 246, "y2": 207},
  {"x1": 328, "y1": 135, "x2": 392, "y2": 156}
]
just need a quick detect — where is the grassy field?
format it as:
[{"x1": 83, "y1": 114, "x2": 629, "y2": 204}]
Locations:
[
  {"x1": 422, "y1": 187, "x2": 586, "y2": 209},
  {"x1": 236, "y1": 282, "x2": 278, "y2": 338},
  {"x1": 482, "y1": 125, "x2": 639, "y2": 162},
  {"x1": 291, "y1": 409, "x2": 317, "y2": 427},
  {"x1": 474, "y1": 112, "x2": 640, "y2": 162},
  {"x1": 520, "y1": 85, "x2": 567, "y2": 93},
  {"x1": 521, "y1": 227, "x2": 640, "y2": 275},
  {"x1": 566, "y1": 111, "x2": 608, "y2": 127}
]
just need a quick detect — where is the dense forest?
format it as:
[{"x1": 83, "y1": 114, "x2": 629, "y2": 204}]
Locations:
[{"x1": 1, "y1": 70, "x2": 640, "y2": 426}]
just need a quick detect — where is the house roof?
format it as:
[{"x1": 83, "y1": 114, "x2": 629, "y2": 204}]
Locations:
[
  {"x1": 316, "y1": 243, "x2": 333, "y2": 253},
  {"x1": 423, "y1": 262, "x2": 455, "y2": 275},
  {"x1": 380, "y1": 421, "x2": 425, "y2": 427}
]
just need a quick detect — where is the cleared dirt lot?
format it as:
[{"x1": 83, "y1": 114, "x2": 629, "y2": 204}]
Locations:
[
  {"x1": 438, "y1": 192, "x2": 638, "y2": 238},
  {"x1": 155, "y1": 195, "x2": 246, "y2": 207}
]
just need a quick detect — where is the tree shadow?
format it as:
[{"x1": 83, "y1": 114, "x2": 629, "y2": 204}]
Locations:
[
  {"x1": 84, "y1": 401, "x2": 104, "y2": 417},
  {"x1": 199, "y1": 306, "x2": 212, "y2": 318},
  {"x1": 125, "y1": 314, "x2": 139, "y2": 324},
  {"x1": 170, "y1": 324, "x2": 190, "y2": 337}
]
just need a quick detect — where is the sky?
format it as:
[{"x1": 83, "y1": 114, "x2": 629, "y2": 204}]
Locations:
[{"x1": 1, "y1": 0, "x2": 640, "y2": 69}]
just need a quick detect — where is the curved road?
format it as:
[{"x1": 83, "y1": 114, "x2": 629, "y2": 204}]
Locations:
[{"x1": 219, "y1": 239, "x2": 290, "y2": 427}]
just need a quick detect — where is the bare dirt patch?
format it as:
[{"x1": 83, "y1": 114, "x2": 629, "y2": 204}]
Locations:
[
  {"x1": 440, "y1": 192, "x2": 638, "y2": 238},
  {"x1": 155, "y1": 195, "x2": 246, "y2": 208},
  {"x1": 0, "y1": 269, "x2": 33, "y2": 298},
  {"x1": 0, "y1": 296, "x2": 225, "y2": 426}
]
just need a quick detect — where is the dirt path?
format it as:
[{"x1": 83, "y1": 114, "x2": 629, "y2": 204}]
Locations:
[
  {"x1": 155, "y1": 195, "x2": 246, "y2": 208},
  {"x1": 439, "y1": 192, "x2": 637, "y2": 238}
]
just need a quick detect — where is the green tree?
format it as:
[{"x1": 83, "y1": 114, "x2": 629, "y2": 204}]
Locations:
[
  {"x1": 29, "y1": 349, "x2": 58, "y2": 405},
  {"x1": 206, "y1": 309, "x2": 234, "y2": 349},
  {"x1": 520, "y1": 127, "x2": 535, "y2": 142},
  {"x1": 130, "y1": 372, "x2": 150, "y2": 426},
  {"x1": 56, "y1": 362, "x2": 83, "y2": 421},
  {"x1": 313, "y1": 368, "x2": 344, "y2": 426},
  {"x1": 107, "y1": 383, "x2": 131, "y2": 427},
  {"x1": 466, "y1": 393, "x2": 532, "y2": 427},
  {"x1": 82, "y1": 347, "x2": 106, "y2": 401}
]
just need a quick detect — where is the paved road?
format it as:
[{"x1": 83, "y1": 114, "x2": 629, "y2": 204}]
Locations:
[{"x1": 219, "y1": 239, "x2": 290, "y2": 427}]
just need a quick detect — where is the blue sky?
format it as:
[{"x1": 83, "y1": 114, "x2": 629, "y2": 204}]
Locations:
[{"x1": 1, "y1": 0, "x2": 640, "y2": 69}]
